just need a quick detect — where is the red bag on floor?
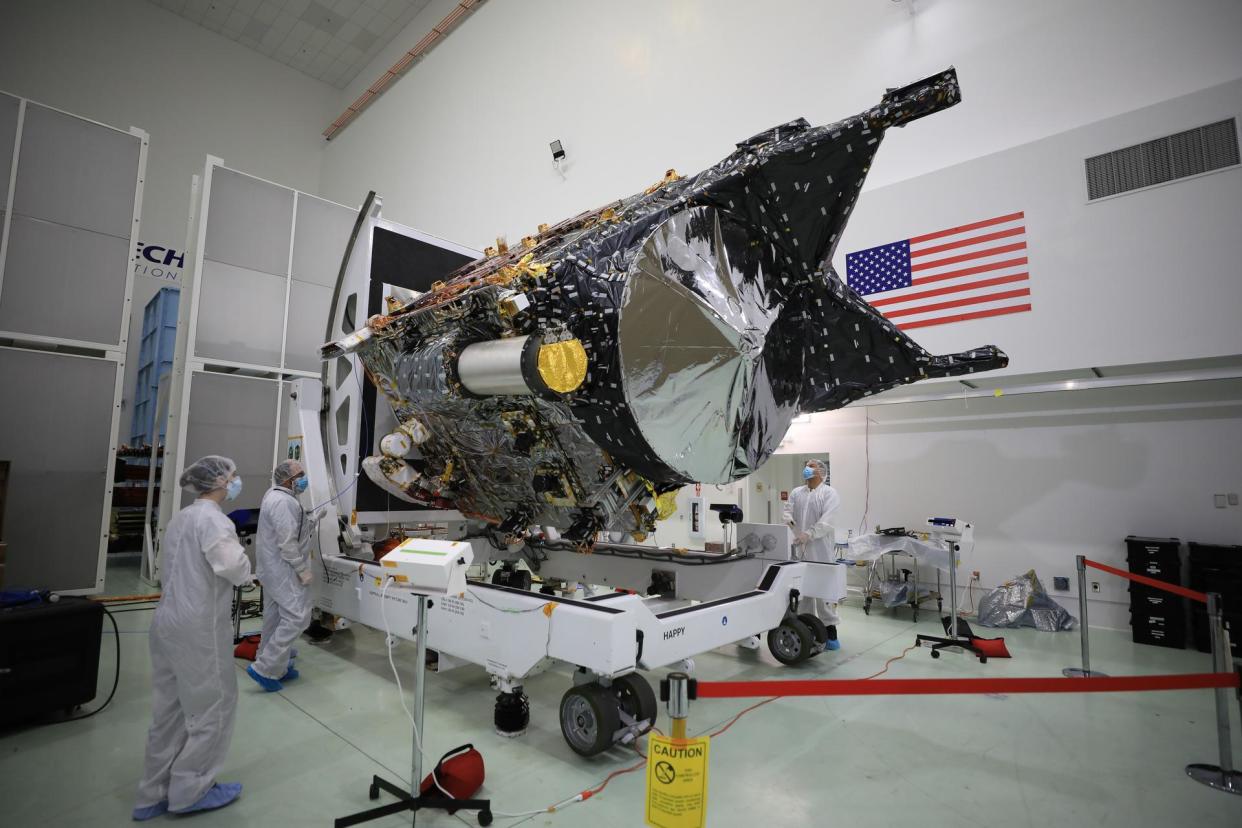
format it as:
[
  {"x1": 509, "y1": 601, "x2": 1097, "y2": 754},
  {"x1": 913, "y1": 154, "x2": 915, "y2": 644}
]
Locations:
[
  {"x1": 233, "y1": 633, "x2": 261, "y2": 661},
  {"x1": 420, "y1": 744, "x2": 485, "y2": 811},
  {"x1": 970, "y1": 636, "x2": 1012, "y2": 658}
]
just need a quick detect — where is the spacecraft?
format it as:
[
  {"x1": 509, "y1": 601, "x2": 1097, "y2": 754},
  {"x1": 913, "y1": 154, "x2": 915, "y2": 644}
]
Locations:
[{"x1": 325, "y1": 67, "x2": 1007, "y2": 546}]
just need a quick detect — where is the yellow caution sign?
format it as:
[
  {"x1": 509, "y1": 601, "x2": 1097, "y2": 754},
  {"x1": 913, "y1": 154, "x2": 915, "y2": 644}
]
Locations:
[{"x1": 645, "y1": 734, "x2": 710, "y2": 828}]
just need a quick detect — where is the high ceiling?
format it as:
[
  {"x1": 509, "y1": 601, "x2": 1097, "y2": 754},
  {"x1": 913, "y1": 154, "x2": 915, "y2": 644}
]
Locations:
[{"x1": 148, "y1": 0, "x2": 431, "y2": 89}]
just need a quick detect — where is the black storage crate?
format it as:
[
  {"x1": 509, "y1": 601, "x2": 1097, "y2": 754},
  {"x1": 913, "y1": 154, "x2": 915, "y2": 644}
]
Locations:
[
  {"x1": 1188, "y1": 570, "x2": 1242, "y2": 600},
  {"x1": 1125, "y1": 536, "x2": 1187, "y2": 648},
  {"x1": 1188, "y1": 542, "x2": 1242, "y2": 574},
  {"x1": 1126, "y1": 535, "x2": 1181, "y2": 567},
  {"x1": 1128, "y1": 556, "x2": 1181, "y2": 580},
  {"x1": 1190, "y1": 608, "x2": 1242, "y2": 656},
  {"x1": 0, "y1": 596, "x2": 104, "y2": 726},
  {"x1": 1131, "y1": 619, "x2": 1185, "y2": 648},
  {"x1": 1128, "y1": 582, "x2": 1186, "y2": 615}
]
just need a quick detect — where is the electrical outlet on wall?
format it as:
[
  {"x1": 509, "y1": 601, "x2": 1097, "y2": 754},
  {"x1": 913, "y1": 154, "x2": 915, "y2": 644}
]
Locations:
[
  {"x1": 1091, "y1": 581, "x2": 1101, "y2": 593},
  {"x1": 1215, "y1": 494, "x2": 1228, "y2": 509},
  {"x1": 1053, "y1": 576, "x2": 1069, "y2": 591},
  {"x1": 971, "y1": 571, "x2": 980, "y2": 581}
]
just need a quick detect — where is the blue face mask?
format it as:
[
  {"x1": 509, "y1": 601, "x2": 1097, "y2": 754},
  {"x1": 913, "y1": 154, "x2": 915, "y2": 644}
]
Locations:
[
  {"x1": 802, "y1": 467, "x2": 815, "y2": 480},
  {"x1": 293, "y1": 477, "x2": 308, "y2": 494},
  {"x1": 225, "y1": 477, "x2": 243, "y2": 501}
]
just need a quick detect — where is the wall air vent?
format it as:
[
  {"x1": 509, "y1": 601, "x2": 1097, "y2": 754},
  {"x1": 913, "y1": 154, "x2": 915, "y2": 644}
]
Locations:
[{"x1": 1085, "y1": 118, "x2": 1239, "y2": 200}]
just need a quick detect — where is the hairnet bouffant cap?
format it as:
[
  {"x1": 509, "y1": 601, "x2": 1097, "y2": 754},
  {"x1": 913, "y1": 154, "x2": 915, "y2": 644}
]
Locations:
[
  {"x1": 179, "y1": 455, "x2": 237, "y2": 494},
  {"x1": 273, "y1": 459, "x2": 303, "y2": 485}
]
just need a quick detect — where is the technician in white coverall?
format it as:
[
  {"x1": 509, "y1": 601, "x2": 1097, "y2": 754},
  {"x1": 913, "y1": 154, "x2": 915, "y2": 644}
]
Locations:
[
  {"x1": 247, "y1": 459, "x2": 322, "y2": 691},
  {"x1": 782, "y1": 458, "x2": 842, "y2": 649},
  {"x1": 133, "y1": 456, "x2": 251, "y2": 820}
]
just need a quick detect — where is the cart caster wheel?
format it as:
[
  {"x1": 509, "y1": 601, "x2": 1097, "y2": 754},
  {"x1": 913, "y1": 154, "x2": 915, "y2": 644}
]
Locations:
[
  {"x1": 479, "y1": 810, "x2": 493, "y2": 826},
  {"x1": 863, "y1": 602, "x2": 871, "y2": 616},
  {"x1": 930, "y1": 649, "x2": 940, "y2": 659},
  {"x1": 797, "y1": 613, "x2": 829, "y2": 648},
  {"x1": 767, "y1": 617, "x2": 815, "y2": 665},
  {"x1": 979, "y1": 656, "x2": 988, "y2": 664},
  {"x1": 368, "y1": 784, "x2": 380, "y2": 800},
  {"x1": 912, "y1": 611, "x2": 919, "y2": 623}
]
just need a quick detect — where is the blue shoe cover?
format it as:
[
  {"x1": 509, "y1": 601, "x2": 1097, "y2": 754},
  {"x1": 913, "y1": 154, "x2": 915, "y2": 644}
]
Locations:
[
  {"x1": 825, "y1": 639, "x2": 841, "y2": 651},
  {"x1": 280, "y1": 665, "x2": 300, "y2": 681},
  {"x1": 170, "y1": 783, "x2": 242, "y2": 814},
  {"x1": 132, "y1": 801, "x2": 167, "y2": 821},
  {"x1": 246, "y1": 664, "x2": 282, "y2": 692}
]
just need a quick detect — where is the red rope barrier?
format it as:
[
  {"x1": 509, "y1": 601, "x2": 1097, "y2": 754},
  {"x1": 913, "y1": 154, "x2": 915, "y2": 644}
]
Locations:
[
  {"x1": 694, "y1": 672, "x2": 1238, "y2": 699},
  {"x1": 1084, "y1": 558, "x2": 1208, "y2": 603}
]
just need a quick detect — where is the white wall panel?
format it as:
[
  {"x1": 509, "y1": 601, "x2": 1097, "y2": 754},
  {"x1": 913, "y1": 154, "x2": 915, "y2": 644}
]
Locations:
[
  {"x1": 0, "y1": 100, "x2": 142, "y2": 349},
  {"x1": 180, "y1": 371, "x2": 281, "y2": 511},
  {"x1": 0, "y1": 215, "x2": 131, "y2": 345},
  {"x1": 157, "y1": 161, "x2": 360, "y2": 579},
  {"x1": 0, "y1": 92, "x2": 144, "y2": 593},
  {"x1": 194, "y1": 258, "x2": 287, "y2": 367},
  {"x1": 12, "y1": 103, "x2": 140, "y2": 239},
  {"x1": 202, "y1": 167, "x2": 294, "y2": 277}
]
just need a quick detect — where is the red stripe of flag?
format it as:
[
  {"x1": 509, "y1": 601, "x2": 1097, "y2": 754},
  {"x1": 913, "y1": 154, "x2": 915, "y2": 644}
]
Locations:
[
  {"x1": 871, "y1": 272, "x2": 1029, "y2": 308},
  {"x1": 911, "y1": 256, "x2": 1028, "y2": 286},
  {"x1": 910, "y1": 225, "x2": 1026, "y2": 258},
  {"x1": 911, "y1": 241, "x2": 1027, "y2": 272},
  {"x1": 907, "y1": 211, "x2": 1025, "y2": 245},
  {"x1": 884, "y1": 287, "x2": 1031, "y2": 319},
  {"x1": 899, "y1": 303, "x2": 1032, "y2": 330}
]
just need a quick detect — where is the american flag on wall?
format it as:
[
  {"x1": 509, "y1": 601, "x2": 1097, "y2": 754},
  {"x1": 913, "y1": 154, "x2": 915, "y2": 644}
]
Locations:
[{"x1": 844, "y1": 212, "x2": 1031, "y2": 330}]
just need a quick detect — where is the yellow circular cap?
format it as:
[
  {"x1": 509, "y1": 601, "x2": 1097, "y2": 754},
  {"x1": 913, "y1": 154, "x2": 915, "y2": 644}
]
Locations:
[{"x1": 537, "y1": 339, "x2": 588, "y2": 393}]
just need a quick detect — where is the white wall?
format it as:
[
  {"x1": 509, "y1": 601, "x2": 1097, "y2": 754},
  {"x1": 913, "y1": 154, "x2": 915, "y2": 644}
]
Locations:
[
  {"x1": 778, "y1": 380, "x2": 1242, "y2": 629},
  {"x1": 0, "y1": 0, "x2": 339, "y2": 441},
  {"x1": 320, "y1": 0, "x2": 1242, "y2": 250}
]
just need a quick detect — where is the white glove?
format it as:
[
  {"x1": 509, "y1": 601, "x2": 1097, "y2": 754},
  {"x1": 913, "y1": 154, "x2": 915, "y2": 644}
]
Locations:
[
  {"x1": 795, "y1": 532, "x2": 811, "y2": 545},
  {"x1": 308, "y1": 507, "x2": 328, "y2": 526},
  {"x1": 298, "y1": 569, "x2": 314, "y2": 586}
]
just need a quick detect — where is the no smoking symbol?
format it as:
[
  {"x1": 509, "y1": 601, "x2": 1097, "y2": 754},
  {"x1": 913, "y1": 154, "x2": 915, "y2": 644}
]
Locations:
[{"x1": 654, "y1": 761, "x2": 676, "y2": 784}]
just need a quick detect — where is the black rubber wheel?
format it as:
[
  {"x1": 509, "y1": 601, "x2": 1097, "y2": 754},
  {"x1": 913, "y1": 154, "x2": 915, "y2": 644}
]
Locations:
[
  {"x1": 479, "y1": 810, "x2": 493, "y2": 826},
  {"x1": 611, "y1": 673, "x2": 657, "y2": 729},
  {"x1": 863, "y1": 600, "x2": 871, "y2": 616},
  {"x1": 797, "y1": 613, "x2": 829, "y2": 645},
  {"x1": 767, "y1": 617, "x2": 815, "y2": 665},
  {"x1": 494, "y1": 689, "x2": 530, "y2": 734},
  {"x1": 930, "y1": 649, "x2": 941, "y2": 659},
  {"x1": 559, "y1": 683, "x2": 621, "y2": 757},
  {"x1": 368, "y1": 784, "x2": 379, "y2": 800},
  {"x1": 980, "y1": 656, "x2": 988, "y2": 664}
]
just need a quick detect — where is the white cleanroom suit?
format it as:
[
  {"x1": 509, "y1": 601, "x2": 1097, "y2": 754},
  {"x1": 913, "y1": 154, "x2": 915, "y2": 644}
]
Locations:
[
  {"x1": 251, "y1": 485, "x2": 316, "y2": 680},
  {"x1": 782, "y1": 478, "x2": 842, "y2": 627},
  {"x1": 135, "y1": 495, "x2": 251, "y2": 812}
]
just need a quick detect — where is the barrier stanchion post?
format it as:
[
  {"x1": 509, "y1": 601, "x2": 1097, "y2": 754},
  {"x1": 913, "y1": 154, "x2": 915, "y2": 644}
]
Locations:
[
  {"x1": 667, "y1": 672, "x2": 690, "y2": 740},
  {"x1": 1064, "y1": 555, "x2": 1107, "y2": 678},
  {"x1": 1186, "y1": 591, "x2": 1241, "y2": 795}
]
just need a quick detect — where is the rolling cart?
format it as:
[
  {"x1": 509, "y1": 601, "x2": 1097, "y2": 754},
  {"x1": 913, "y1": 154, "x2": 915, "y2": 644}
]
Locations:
[{"x1": 862, "y1": 550, "x2": 943, "y2": 623}]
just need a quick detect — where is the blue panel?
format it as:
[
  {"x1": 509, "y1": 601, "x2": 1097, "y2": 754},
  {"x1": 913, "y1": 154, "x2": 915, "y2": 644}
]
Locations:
[{"x1": 129, "y1": 287, "x2": 180, "y2": 446}]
